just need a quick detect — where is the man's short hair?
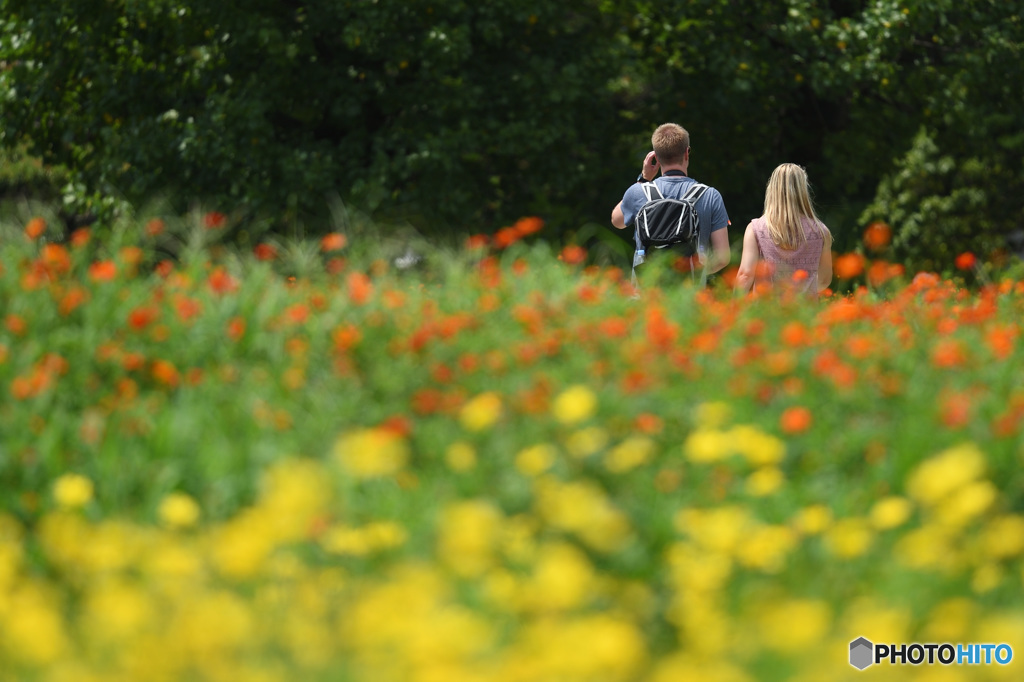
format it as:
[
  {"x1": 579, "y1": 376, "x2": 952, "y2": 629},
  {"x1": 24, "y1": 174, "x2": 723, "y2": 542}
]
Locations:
[{"x1": 652, "y1": 123, "x2": 689, "y2": 165}]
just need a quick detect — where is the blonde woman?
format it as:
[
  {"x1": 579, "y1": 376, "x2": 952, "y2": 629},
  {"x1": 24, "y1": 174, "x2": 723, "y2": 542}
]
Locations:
[{"x1": 735, "y1": 163, "x2": 833, "y2": 295}]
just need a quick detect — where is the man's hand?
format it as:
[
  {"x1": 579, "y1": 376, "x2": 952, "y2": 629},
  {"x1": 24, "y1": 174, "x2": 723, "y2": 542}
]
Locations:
[{"x1": 642, "y1": 151, "x2": 659, "y2": 181}]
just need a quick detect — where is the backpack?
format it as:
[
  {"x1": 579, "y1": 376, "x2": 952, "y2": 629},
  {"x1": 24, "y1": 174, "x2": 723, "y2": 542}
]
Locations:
[{"x1": 630, "y1": 180, "x2": 709, "y2": 284}]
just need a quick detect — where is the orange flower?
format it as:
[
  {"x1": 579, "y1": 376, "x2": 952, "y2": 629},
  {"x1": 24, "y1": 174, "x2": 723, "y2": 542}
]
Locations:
[
  {"x1": 512, "y1": 216, "x2": 544, "y2": 236},
  {"x1": 145, "y1": 218, "x2": 166, "y2": 237},
  {"x1": 909, "y1": 272, "x2": 940, "y2": 292},
  {"x1": 754, "y1": 261, "x2": 776, "y2": 281},
  {"x1": 834, "y1": 253, "x2": 866, "y2": 279},
  {"x1": 40, "y1": 244, "x2": 72, "y2": 275},
  {"x1": 332, "y1": 323, "x2": 361, "y2": 351},
  {"x1": 226, "y1": 316, "x2": 246, "y2": 341},
  {"x1": 559, "y1": 244, "x2": 587, "y2": 265},
  {"x1": 939, "y1": 392, "x2": 972, "y2": 429},
  {"x1": 58, "y1": 287, "x2": 89, "y2": 316},
  {"x1": 465, "y1": 234, "x2": 489, "y2": 250},
  {"x1": 780, "y1": 406, "x2": 813, "y2": 434},
  {"x1": 155, "y1": 260, "x2": 175, "y2": 278},
  {"x1": 120, "y1": 246, "x2": 144, "y2": 268},
  {"x1": 931, "y1": 339, "x2": 967, "y2": 368},
  {"x1": 347, "y1": 272, "x2": 373, "y2": 305},
  {"x1": 70, "y1": 228, "x2": 91, "y2": 248},
  {"x1": 862, "y1": 222, "x2": 892, "y2": 251},
  {"x1": 151, "y1": 359, "x2": 180, "y2": 387},
  {"x1": 254, "y1": 243, "x2": 278, "y2": 261},
  {"x1": 175, "y1": 296, "x2": 203, "y2": 323},
  {"x1": 25, "y1": 217, "x2": 46, "y2": 239},
  {"x1": 88, "y1": 261, "x2": 117, "y2": 282},
  {"x1": 986, "y1": 325, "x2": 1016, "y2": 360},
  {"x1": 781, "y1": 322, "x2": 810, "y2": 347},
  {"x1": 791, "y1": 269, "x2": 810, "y2": 283},
  {"x1": 5, "y1": 314, "x2": 27, "y2": 336},
  {"x1": 126, "y1": 307, "x2": 157, "y2": 329},
  {"x1": 954, "y1": 252, "x2": 977, "y2": 271},
  {"x1": 635, "y1": 413, "x2": 664, "y2": 434},
  {"x1": 203, "y1": 211, "x2": 227, "y2": 229},
  {"x1": 207, "y1": 267, "x2": 239, "y2": 294},
  {"x1": 284, "y1": 303, "x2": 310, "y2": 325},
  {"x1": 321, "y1": 232, "x2": 348, "y2": 252},
  {"x1": 492, "y1": 226, "x2": 521, "y2": 249}
]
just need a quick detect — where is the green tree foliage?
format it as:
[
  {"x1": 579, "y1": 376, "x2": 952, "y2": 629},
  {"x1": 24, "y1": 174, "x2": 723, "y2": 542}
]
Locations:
[
  {"x1": 1, "y1": 0, "x2": 1022, "y2": 270},
  {"x1": 0, "y1": 1, "x2": 627, "y2": 232}
]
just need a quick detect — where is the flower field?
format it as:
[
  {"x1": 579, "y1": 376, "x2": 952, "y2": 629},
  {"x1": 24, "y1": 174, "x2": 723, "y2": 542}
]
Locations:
[{"x1": 1, "y1": 213, "x2": 1023, "y2": 681}]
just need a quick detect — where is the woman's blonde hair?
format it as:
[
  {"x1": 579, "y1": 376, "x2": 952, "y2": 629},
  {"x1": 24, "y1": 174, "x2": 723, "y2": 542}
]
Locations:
[{"x1": 763, "y1": 163, "x2": 828, "y2": 249}]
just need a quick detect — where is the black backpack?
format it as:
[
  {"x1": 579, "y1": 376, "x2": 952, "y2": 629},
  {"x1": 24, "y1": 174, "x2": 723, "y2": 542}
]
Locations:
[{"x1": 630, "y1": 180, "x2": 709, "y2": 281}]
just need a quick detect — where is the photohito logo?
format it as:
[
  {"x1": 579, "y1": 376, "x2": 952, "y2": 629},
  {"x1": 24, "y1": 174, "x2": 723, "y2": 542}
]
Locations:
[{"x1": 849, "y1": 637, "x2": 1013, "y2": 670}]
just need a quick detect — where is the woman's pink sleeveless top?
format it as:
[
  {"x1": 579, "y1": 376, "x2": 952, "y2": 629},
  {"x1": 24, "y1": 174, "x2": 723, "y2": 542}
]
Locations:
[{"x1": 751, "y1": 216, "x2": 826, "y2": 295}]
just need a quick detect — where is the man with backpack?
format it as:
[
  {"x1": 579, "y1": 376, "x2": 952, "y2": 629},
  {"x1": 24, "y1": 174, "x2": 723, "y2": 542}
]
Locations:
[{"x1": 611, "y1": 123, "x2": 731, "y2": 286}]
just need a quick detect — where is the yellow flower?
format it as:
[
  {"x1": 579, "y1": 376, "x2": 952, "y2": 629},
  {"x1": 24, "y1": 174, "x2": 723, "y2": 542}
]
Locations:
[
  {"x1": 843, "y1": 599, "x2": 911, "y2": 645},
  {"x1": 730, "y1": 425, "x2": 786, "y2": 466},
  {"x1": 745, "y1": 467, "x2": 784, "y2": 497},
  {"x1": 605, "y1": 436, "x2": 656, "y2": 473},
  {"x1": 53, "y1": 473, "x2": 93, "y2": 509},
  {"x1": 895, "y1": 524, "x2": 959, "y2": 571},
  {"x1": 666, "y1": 542, "x2": 732, "y2": 593},
  {"x1": 675, "y1": 505, "x2": 753, "y2": 554},
  {"x1": 906, "y1": 442, "x2": 985, "y2": 506},
  {"x1": 320, "y1": 525, "x2": 373, "y2": 556},
  {"x1": 522, "y1": 542, "x2": 596, "y2": 611},
  {"x1": 333, "y1": 427, "x2": 410, "y2": 478},
  {"x1": 459, "y1": 391, "x2": 503, "y2": 431},
  {"x1": 921, "y1": 598, "x2": 974, "y2": 641},
  {"x1": 516, "y1": 443, "x2": 558, "y2": 477},
  {"x1": 445, "y1": 441, "x2": 477, "y2": 472},
  {"x1": 736, "y1": 524, "x2": 797, "y2": 573},
  {"x1": 934, "y1": 480, "x2": 997, "y2": 527},
  {"x1": 823, "y1": 517, "x2": 873, "y2": 558},
  {"x1": 534, "y1": 477, "x2": 631, "y2": 553},
  {"x1": 437, "y1": 499, "x2": 503, "y2": 577},
  {"x1": 971, "y1": 563, "x2": 1003, "y2": 593},
  {"x1": 565, "y1": 426, "x2": 610, "y2": 459},
  {"x1": 158, "y1": 492, "x2": 201, "y2": 529},
  {"x1": 694, "y1": 401, "x2": 732, "y2": 428},
  {"x1": 683, "y1": 428, "x2": 731, "y2": 463},
  {"x1": 869, "y1": 496, "x2": 913, "y2": 529},
  {"x1": 551, "y1": 385, "x2": 598, "y2": 424},
  {"x1": 980, "y1": 515, "x2": 1024, "y2": 559},
  {"x1": 757, "y1": 599, "x2": 832, "y2": 653},
  {"x1": 791, "y1": 504, "x2": 833, "y2": 535}
]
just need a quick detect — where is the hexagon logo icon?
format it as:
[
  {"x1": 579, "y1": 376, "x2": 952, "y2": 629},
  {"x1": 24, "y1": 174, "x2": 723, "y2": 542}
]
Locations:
[{"x1": 850, "y1": 637, "x2": 874, "y2": 670}]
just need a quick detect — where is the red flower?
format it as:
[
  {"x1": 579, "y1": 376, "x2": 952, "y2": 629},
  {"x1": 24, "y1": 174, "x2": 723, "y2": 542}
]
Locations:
[
  {"x1": 321, "y1": 232, "x2": 348, "y2": 252},
  {"x1": 862, "y1": 222, "x2": 892, "y2": 251},
  {"x1": 954, "y1": 252, "x2": 977, "y2": 271},
  {"x1": 203, "y1": 211, "x2": 227, "y2": 229},
  {"x1": 146, "y1": 218, "x2": 166, "y2": 237},
  {"x1": 88, "y1": 261, "x2": 117, "y2": 282},
  {"x1": 24, "y1": 217, "x2": 46, "y2": 239},
  {"x1": 834, "y1": 253, "x2": 866, "y2": 279},
  {"x1": 780, "y1": 406, "x2": 813, "y2": 434},
  {"x1": 254, "y1": 243, "x2": 278, "y2": 261},
  {"x1": 559, "y1": 245, "x2": 587, "y2": 265}
]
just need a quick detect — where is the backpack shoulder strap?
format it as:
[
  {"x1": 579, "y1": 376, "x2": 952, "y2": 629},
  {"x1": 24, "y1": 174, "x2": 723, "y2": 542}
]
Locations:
[
  {"x1": 641, "y1": 181, "x2": 664, "y2": 202},
  {"x1": 682, "y1": 182, "x2": 710, "y2": 203}
]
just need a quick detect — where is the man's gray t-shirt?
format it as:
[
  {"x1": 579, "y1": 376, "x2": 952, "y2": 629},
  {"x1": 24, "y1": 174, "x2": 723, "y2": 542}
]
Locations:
[{"x1": 621, "y1": 175, "x2": 729, "y2": 262}]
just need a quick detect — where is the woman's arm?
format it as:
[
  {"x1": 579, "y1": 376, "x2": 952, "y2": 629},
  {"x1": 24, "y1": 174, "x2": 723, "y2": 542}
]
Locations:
[
  {"x1": 817, "y1": 229, "x2": 833, "y2": 291},
  {"x1": 734, "y1": 222, "x2": 760, "y2": 294}
]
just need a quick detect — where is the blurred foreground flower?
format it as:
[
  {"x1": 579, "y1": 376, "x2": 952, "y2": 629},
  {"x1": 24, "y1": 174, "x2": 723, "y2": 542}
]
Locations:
[
  {"x1": 552, "y1": 385, "x2": 598, "y2": 425},
  {"x1": 333, "y1": 427, "x2": 410, "y2": 478},
  {"x1": 158, "y1": 492, "x2": 201, "y2": 529},
  {"x1": 53, "y1": 474, "x2": 93, "y2": 509}
]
